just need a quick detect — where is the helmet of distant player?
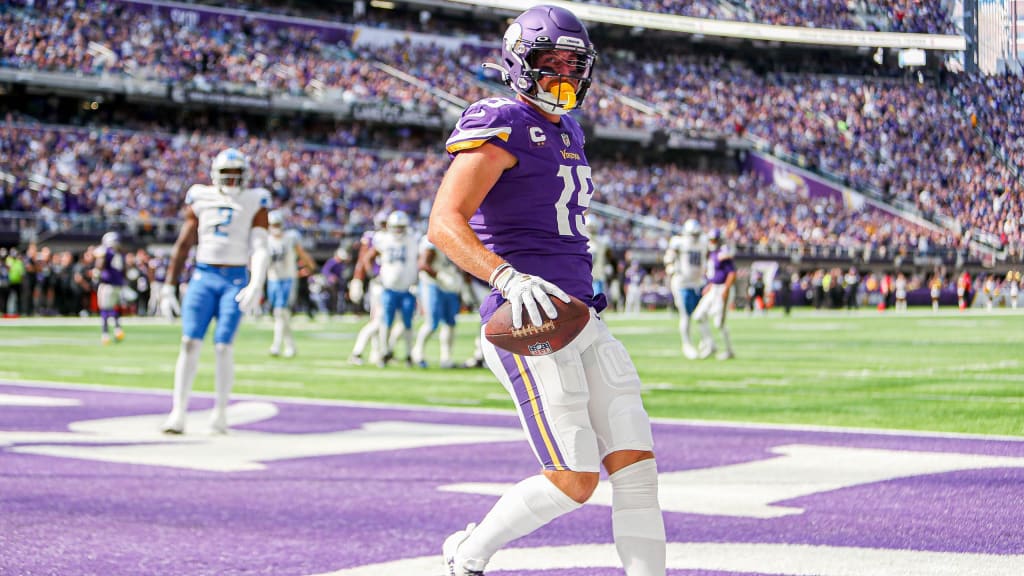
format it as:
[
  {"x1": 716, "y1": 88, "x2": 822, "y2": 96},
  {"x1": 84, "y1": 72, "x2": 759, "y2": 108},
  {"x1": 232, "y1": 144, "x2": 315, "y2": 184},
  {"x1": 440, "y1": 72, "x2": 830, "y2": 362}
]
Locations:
[
  {"x1": 268, "y1": 210, "x2": 285, "y2": 236},
  {"x1": 682, "y1": 218, "x2": 701, "y2": 237},
  {"x1": 210, "y1": 148, "x2": 249, "y2": 195},
  {"x1": 101, "y1": 231, "x2": 120, "y2": 249},
  {"x1": 386, "y1": 210, "x2": 410, "y2": 232},
  {"x1": 497, "y1": 4, "x2": 597, "y2": 116},
  {"x1": 707, "y1": 228, "x2": 723, "y2": 249}
]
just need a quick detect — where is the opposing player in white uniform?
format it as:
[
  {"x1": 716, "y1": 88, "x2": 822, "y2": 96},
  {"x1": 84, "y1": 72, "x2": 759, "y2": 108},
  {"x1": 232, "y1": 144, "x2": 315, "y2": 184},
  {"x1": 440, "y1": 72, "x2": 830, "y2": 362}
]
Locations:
[
  {"x1": 692, "y1": 228, "x2": 737, "y2": 360},
  {"x1": 266, "y1": 210, "x2": 317, "y2": 358},
  {"x1": 664, "y1": 219, "x2": 706, "y2": 359},
  {"x1": 412, "y1": 237, "x2": 465, "y2": 369},
  {"x1": 586, "y1": 219, "x2": 612, "y2": 298},
  {"x1": 355, "y1": 210, "x2": 420, "y2": 367},
  {"x1": 160, "y1": 148, "x2": 270, "y2": 434},
  {"x1": 348, "y1": 211, "x2": 389, "y2": 366}
]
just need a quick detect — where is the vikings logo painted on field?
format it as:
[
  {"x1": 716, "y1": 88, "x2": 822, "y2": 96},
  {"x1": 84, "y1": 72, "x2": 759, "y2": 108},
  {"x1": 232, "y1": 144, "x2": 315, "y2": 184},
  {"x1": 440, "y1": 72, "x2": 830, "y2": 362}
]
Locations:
[{"x1": 1, "y1": 382, "x2": 1023, "y2": 576}]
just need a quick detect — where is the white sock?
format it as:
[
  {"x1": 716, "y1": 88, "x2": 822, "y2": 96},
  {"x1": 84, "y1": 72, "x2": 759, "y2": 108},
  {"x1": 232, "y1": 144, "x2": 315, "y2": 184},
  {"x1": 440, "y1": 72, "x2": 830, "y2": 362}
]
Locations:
[
  {"x1": 272, "y1": 308, "x2": 285, "y2": 350},
  {"x1": 352, "y1": 318, "x2": 378, "y2": 356},
  {"x1": 378, "y1": 322, "x2": 392, "y2": 359},
  {"x1": 459, "y1": 475, "x2": 582, "y2": 570},
  {"x1": 679, "y1": 314, "x2": 691, "y2": 346},
  {"x1": 720, "y1": 325, "x2": 733, "y2": 354},
  {"x1": 610, "y1": 459, "x2": 666, "y2": 576},
  {"x1": 170, "y1": 338, "x2": 201, "y2": 418},
  {"x1": 401, "y1": 326, "x2": 413, "y2": 359},
  {"x1": 439, "y1": 324, "x2": 454, "y2": 364},
  {"x1": 698, "y1": 317, "x2": 713, "y2": 343},
  {"x1": 412, "y1": 323, "x2": 433, "y2": 363},
  {"x1": 281, "y1": 309, "x2": 294, "y2": 351},
  {"x1": 213, "y1": 343, "x2": 234, "y2": 422}
]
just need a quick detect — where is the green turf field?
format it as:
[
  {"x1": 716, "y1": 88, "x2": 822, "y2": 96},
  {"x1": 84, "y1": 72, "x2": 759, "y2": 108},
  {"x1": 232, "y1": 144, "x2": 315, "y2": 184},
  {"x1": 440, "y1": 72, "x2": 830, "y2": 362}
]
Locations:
[{"x1": 2, "y1": 309, "x2": 1022, "y2": 436}]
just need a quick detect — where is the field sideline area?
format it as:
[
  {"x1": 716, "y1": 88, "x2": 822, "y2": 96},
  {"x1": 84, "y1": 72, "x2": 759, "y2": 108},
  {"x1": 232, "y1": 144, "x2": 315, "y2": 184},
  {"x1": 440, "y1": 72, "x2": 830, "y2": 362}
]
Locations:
[
  {"x1": 2, "y1": 309, "x2": 1022, "y2": 435},
  {"x1": 3, "y1": 310, "x2": 1024, "y2": 575}
]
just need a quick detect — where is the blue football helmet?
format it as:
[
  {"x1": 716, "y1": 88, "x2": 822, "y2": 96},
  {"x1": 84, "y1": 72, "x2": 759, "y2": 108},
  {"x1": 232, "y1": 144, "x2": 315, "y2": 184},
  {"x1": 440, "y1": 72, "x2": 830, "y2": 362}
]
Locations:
[{"x1": 496, "y1": 5, "x2": 597, "y2": 115}]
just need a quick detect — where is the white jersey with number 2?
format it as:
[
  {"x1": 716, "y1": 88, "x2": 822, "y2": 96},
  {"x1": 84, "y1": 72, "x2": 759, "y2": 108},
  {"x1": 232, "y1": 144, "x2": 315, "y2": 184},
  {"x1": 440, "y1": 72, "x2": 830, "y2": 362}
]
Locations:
[{"x1": 186, "y1": 184, "x2": 271, "y2": 266}]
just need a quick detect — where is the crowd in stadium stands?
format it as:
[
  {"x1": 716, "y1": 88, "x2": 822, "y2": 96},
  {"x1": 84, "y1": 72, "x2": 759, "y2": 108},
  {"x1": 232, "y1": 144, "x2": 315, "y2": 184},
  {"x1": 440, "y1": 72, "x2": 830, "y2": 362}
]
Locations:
[
  {"x1": 583, "y1": 0, "x2": 955, "y2": 34},
  {"x1": 1, "y1": 118, "x2": 966, "y2": 264},
  {"x1": 2, "y1": 0, "x2": 1017, "y2": 259}
]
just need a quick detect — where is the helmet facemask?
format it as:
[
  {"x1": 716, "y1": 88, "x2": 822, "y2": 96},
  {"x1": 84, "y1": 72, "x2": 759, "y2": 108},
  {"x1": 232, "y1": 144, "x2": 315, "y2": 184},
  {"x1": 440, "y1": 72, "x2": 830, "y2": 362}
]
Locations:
[
  {"x1": 495, "y1": 5, "x2": 597, "y2": 116},
  {"x1": 210, "y1": 148, "x2": 249, "y2": 195}
]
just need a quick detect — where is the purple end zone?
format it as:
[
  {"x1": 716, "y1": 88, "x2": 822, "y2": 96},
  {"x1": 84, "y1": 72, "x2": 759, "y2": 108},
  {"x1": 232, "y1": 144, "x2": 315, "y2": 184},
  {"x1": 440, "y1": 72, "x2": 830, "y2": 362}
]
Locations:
[{"x1": 1, "y1": 382, "x2": 1023, "y2": 576}]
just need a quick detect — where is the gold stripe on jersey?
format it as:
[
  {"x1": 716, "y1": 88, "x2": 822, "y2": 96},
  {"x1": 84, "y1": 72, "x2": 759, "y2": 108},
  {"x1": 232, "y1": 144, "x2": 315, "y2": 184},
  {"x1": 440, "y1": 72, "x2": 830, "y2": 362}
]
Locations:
[
  {"x1": 513, "y1": 354, "x2": 566, "y2": 471},
  {"x1": 445, "y1": 127, "x2": 511, "y2": 153}
]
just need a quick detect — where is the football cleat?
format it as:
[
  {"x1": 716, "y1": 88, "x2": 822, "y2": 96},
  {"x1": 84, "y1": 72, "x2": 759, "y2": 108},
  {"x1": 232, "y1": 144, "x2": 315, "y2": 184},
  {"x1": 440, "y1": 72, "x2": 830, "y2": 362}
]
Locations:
[
  {"x1": 443, "y1": 523, "x2": 485, "y2": 576},
  {"x1": 416, "y1": 360, "x2": 429, "y2": 369},
  {"x1": 162, "y1": 413, "x2": 185, "y2": 435},
  {"x1": 114, "y1": 328, "x2": 125, "y2": 342},
  {"x1": 698, "y1": 340, "x2": 716, "y2": 360},
  {"x1": 682, "y1": 342, "x2": 699, "y2": 360},
  {"x1": 269, "y1": 346, "x2": 280, "y2": 357},
  {"x1": 101, "y1": 334, "x2": 111, "y2": 346},
  {"x1": 207, "y1": 413, "x2": 228, "y2": 436},
  {"x1": 439, "y1": 360, "x2": 456, "y2": 370},
  {"x1": 348, "y1": 354, "x2": 364, "y2": 366},
  {"x1": 716, "y1": 350, "x2": 735, "y2": 361},
  {"x1": 283, "y1": 347, "x2": 296, "y2": 359}
]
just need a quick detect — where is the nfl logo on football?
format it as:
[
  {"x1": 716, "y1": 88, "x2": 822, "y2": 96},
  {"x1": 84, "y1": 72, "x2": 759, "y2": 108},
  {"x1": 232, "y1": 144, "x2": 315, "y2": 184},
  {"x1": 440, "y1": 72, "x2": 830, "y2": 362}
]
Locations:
[{"x1": 528, "y1": 341, "x2": 553, "y2": 355}]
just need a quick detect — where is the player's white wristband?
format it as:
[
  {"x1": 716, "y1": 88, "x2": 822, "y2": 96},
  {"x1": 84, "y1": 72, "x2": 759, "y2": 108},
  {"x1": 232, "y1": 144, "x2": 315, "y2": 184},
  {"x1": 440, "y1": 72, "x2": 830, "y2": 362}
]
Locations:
[{"x1": 489, "y1": 264, "x2": 516, "y2": 295}]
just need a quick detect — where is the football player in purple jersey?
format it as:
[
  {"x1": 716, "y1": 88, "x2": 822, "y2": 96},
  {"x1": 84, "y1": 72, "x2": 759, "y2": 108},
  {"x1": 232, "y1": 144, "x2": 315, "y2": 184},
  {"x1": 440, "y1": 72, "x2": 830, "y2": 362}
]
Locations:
[
  {"x1": 427, "y1": 5, "x2": 665, "y2": 576},
  {"x1": 95, "y1": 232, "x2": 126, "y2": 345},
  {"x1": 692, "y1": 228, "x2": 737, "y2": 360}
]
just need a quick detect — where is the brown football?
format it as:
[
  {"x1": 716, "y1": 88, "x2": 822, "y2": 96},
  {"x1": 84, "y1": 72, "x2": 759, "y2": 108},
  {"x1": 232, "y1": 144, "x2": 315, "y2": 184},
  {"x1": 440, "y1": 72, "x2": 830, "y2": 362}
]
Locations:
[{"x1": 484, "y1": 295, "x2": 590, "y2": 356}]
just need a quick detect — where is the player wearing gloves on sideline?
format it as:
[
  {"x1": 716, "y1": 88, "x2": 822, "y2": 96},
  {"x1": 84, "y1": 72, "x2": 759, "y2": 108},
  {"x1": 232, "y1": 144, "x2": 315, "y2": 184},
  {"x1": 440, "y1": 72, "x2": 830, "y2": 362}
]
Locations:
[
  {"x1": 160, "y1": 148, "x2": 270, "y2": 435},
  {"x1": 427, "y1": 5, "x2": 665, "y2": 576}
]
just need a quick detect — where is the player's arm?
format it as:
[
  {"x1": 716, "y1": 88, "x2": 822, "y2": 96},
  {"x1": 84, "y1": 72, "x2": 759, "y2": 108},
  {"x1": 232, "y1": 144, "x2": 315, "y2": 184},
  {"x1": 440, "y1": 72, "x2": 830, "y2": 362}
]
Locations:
[
  {"x1": 721, "y1": 268, "x2": 737, "y2": 303},
  {"x1": 295, "y1": 241, "x2": 317, "y2": 272},
  {"x1": 428, "y1": 143, "x2": 514, "y2": 282},
  {"x1": 166, "y1": 207, "x2": 199, "y2": 288},
  {"x1": 419, "y1": 247, "x2": 438, "y2": 278},
  {"x1": 235, "y1": 208, "x2": 270, "y2": 313},
  {"x1": 429, "y1": 142, "x2": 569, "y2": 328},
  {"x1": 354, "y1": 246, "x2": 378, "y2": 282}
]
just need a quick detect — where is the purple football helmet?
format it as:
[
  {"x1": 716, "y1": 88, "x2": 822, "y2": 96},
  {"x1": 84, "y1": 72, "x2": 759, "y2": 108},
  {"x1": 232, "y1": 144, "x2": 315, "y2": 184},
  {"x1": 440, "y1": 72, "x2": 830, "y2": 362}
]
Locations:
[{"x1": 497, "y1": 5, "x2": 597, "y2": 115}]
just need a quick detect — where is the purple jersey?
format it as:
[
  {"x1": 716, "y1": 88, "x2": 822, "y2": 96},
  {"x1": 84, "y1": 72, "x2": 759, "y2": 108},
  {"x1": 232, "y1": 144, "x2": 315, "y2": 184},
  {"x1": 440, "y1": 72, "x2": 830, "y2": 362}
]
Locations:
[
  {"x1": 706, "y1": 248, "x2": 736, "y2": 285},
  {"x1": 99, "y1": 248, "x2": 125, "y2": 286},
  {"x1": 446, "y1": 98, "x2": 600, "y2": 321},
  {"x1": 361, "y1": 230, "x2": 381, "y2": 276}
]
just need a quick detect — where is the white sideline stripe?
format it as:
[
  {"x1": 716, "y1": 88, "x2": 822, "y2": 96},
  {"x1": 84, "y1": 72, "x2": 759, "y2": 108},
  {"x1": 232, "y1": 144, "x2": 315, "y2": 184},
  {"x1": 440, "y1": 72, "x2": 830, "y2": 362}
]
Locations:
[
  {"x1": 313, "y1": 543, "x2": 1024, "y2": 576},
  {"x1": 2, "y1": 378, "x2": 1023, "y2": 443},
  {"x1": 0, "y1": 393, "x2": 81, "y2": 407}
]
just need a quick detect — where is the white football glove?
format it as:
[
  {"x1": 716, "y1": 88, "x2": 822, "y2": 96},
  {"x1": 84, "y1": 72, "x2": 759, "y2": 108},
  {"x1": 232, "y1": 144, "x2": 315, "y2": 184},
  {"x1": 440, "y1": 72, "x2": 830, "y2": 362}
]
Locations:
[
  {"x1": 492, "y1": 265, "x2": 570, "y2": 329},
  {"x1": 234, "y1": 282, "x2": 264, "y2": 315},
  {"x1": 160, "y1": 283, "x2": 180, "y2": 320},
  {"x1": 348, "y1": 278, "x2": 364, "y2": 304}
]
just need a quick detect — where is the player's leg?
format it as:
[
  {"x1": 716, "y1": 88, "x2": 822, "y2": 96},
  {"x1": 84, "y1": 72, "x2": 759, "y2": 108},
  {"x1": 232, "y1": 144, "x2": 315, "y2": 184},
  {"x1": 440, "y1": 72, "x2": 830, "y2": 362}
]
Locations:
[
  {"x1": 412, "y1": 283, "x2": 438, "y2": 367},
  {"x1": 446, "y1": 323, "x2": 606, "y2": 574},
  {"x1": 208, "y1": 268, "x2": 247, "y2": 434},
  {"x1": 98, "y1": 283, "x2": 113, "y2": 344},
  {"x1": 280, "y1": 279, "x2": 296, "y2": 357},
  {"x1": 399, "y1": 291, "x2": 417, "y2": 366},
  {"x1": 680, "y1": 288, "x2": 700, "y2": 359},
  {"x1": 377, "y1": 289, "x2": 399, "y2": 367},
  {"x1": 691, "y1": 290, "x2": 716, "y2": 358},
  {"x1": 438, "y1": 290, "x2": 459, "y2": 368},
  {"x1": 268, "y1": 279, "x2": 285, "y2": 355},
  {"x1": 714, "y1": 287, "x2": 734, "y2": 359},
  {"x1": 583, "y1": 319, "x2": 665, "y2": 576},
  {"x1": 163, "y1": 273, "x2": 218, "y2": 434}
]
